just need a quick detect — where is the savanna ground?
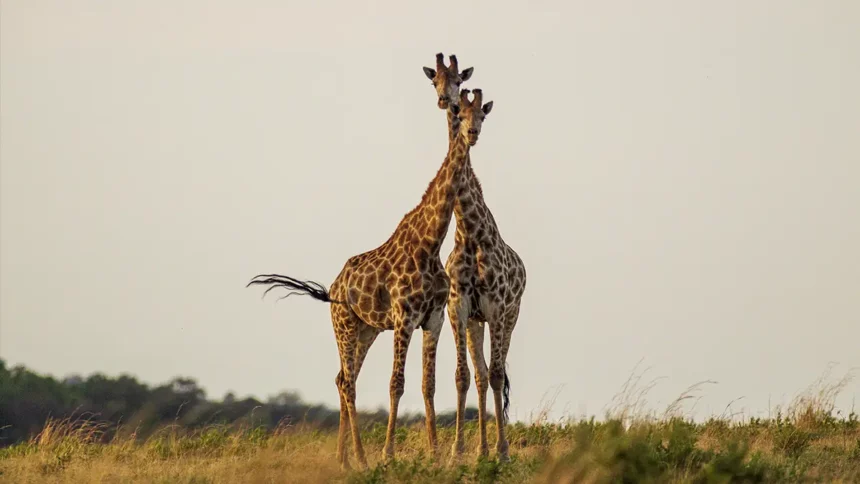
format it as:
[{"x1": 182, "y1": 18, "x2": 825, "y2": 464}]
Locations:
[{"x1": 2, "y1": 367, "x2": 858, "y2": 483}]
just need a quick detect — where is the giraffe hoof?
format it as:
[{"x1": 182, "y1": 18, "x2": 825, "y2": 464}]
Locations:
[
  {"x1": 382, "y1": 448, "x2": 394, "y2": 463},
  {"x1": 448, "y1": 444, "x2": 465, "y2": 466},
  {"x1": 497, "y1": 441, "x2": 510, "y2": 462},
  {"x1": 451, "y1": 442, "x2": 465, "y2": 456},
  {"x1": 352, "y1": 452, "x2": 368, "y2": 471}
]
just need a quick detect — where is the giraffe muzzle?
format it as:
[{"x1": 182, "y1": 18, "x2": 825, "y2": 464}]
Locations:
[{"x1": 467, "y1": 127, "x2": 479, "y2": 145}]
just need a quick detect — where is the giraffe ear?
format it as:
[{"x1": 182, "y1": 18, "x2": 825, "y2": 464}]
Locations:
[
  {"x1": 450, "y1": 104, "x2": 460, "y2": 115},
  {"x1": 422, "y1": 67, "x2": 436, "y2": 80},
  {"x1": 482, "y1": 101, "x2": 494, "y2": 116},
  {"x1": 460, "y1": 67, "x2": 474, "y2": 81}
]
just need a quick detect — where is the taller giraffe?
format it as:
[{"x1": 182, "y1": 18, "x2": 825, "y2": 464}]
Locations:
[
  {"x1": 424, "y1": 56, "x2": 526, "y2": 462},
  {"x1": 248, "y1": 82, "x2": 494, "y2": 470}
]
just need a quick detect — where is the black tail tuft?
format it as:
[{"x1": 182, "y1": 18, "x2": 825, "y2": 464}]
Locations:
[
  {"x1": 503, "y1": 369, "x2": 511, "y2": 425},
  {"x1": 247, "y1": 274, "x2": 342, "y2": 304}
]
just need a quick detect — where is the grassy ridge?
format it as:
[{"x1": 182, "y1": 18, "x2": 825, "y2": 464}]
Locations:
[{"x1": 1, "y1": 411, "x2": 858, "y2": 483}]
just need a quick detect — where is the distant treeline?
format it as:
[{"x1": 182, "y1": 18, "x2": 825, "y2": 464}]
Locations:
[{"x1": 0, "y1": 359, "x2": 479, "y2": 447}]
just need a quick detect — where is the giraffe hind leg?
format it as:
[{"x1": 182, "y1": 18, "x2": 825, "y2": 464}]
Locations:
[
  {"x1": 335, "y1": 323, "x2": 380, "y2": 468},
  {"x1": 355, "y1": 323, "x2": 382, "y2": 378},
  {"x1": 487, "y1": 315, "x2": 510, "y2": 461},
  {"x1": 500, "y1": 304, "x2": 521, "y2": 426},
  {"x1": 335, "y1": 370, "x2": 351, "y2": 469},
  {"x1": 332, "y1": 305, "x2": 368, "y2": 469}
]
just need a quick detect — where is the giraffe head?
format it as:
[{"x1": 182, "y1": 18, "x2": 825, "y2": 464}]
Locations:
[
  {"x1": 456, "y1": 88, "x2": 493, "y2": 146},
  {"x1": 423, "y1": 53, "x2": 474, "y2": 109}
]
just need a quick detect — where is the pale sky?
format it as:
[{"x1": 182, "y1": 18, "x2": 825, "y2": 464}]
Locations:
[{"x1": 2, "y1": 1, "x2": 858, "y2": 422}]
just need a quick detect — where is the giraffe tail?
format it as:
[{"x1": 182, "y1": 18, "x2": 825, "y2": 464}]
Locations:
[
  {"x1": 503, "y1": 370, "x2": 511, "y2": 425},
  {"x1": 247, "y1": 274, "x2": 343, "y2": 304}
]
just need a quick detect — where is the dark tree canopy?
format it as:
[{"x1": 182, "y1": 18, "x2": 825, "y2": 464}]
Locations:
[{"x1": 0, "y1": 359, "x2": 481, "y2": 446}]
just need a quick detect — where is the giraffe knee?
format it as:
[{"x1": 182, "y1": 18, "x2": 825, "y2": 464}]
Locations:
[
  {"x1": 489, "y1": 365, "x2": 505, "y2": 391},
  {"x1": 337, "y1": 371, "x2": 356, "y2": 399},
  {"x1": 390, "y1": 374, "x2": 405, "y2": 399},
  {"x1": 455, "y1": 365, "x2": 471, "y2": 392},
  {"x1": 474, "y1": 369, "x2": 489, "y2": 391},
  {"x1": 422, "y1": 378, "x2": 435, "y2": 399}
]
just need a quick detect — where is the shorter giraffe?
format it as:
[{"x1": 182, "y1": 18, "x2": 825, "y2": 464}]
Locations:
[
  {"x1": 248, "y1": 85, "x2": 494, "y2": 470},
  {"x1": 424, "y1": 60, "x2": 527, "y2": 462}
]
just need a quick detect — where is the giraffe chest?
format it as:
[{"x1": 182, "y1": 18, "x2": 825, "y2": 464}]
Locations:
[{"x1": 447, "y1": 243, "x2": 515, "y2": 320}]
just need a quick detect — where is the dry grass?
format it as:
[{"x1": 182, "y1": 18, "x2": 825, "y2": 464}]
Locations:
[
  {"x1": 3, "y1": 366, "x2": 858, "y2": 483},
  {"x1": 2, "y1": 408, "x2": 858, "y2": 483}
]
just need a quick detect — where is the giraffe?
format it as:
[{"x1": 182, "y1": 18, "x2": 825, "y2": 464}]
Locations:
[
  {"x1": 247, "y1": 83, "x2": 494, "y2": 470},
  {"x1": 422, "y1": 53, "x2": 473, "y2": 110},
  {"x1": 423, "y1": 57, "x2": 526, "y2": 462}
]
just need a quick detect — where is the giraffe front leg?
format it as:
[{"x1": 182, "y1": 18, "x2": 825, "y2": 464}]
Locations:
[
  {"x1": 447, "y1": 297, "x2": 470, "y2": 462},
  {"x1": 383, "y1": 322, "x2": 416, "y2": 461},
  {"x1": 499, "y1": 306, "x2": 519, "y2": 372},
  {"x1": 467, "y1": 319, "x2": 490, "y2": 458},
  {"x1": 488, "y1": 320, "x2": 509, "y2": 461},
  {"x1": 421, "y1": 309, "x2": 444, "y2": 459}
]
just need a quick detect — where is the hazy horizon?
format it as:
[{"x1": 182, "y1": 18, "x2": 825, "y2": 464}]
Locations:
[{"x1": 2, "y1": 1, "x2": 859, "y2": 422}]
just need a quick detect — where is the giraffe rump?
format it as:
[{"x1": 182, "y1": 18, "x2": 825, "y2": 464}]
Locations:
[{"x1": 247, "y1": 274, "x2": 343, "y2": 304}]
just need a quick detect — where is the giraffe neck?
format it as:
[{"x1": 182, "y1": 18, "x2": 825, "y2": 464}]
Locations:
[
  {"x1": 446, "y1": 109, "x2": 459, "y2": 145},
  {"x1": 446, "y1": 110, "x2": 497, "y2": 240},
  {"x1": 402, "y1": 115, "x2": 470, "y2": 253}
]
